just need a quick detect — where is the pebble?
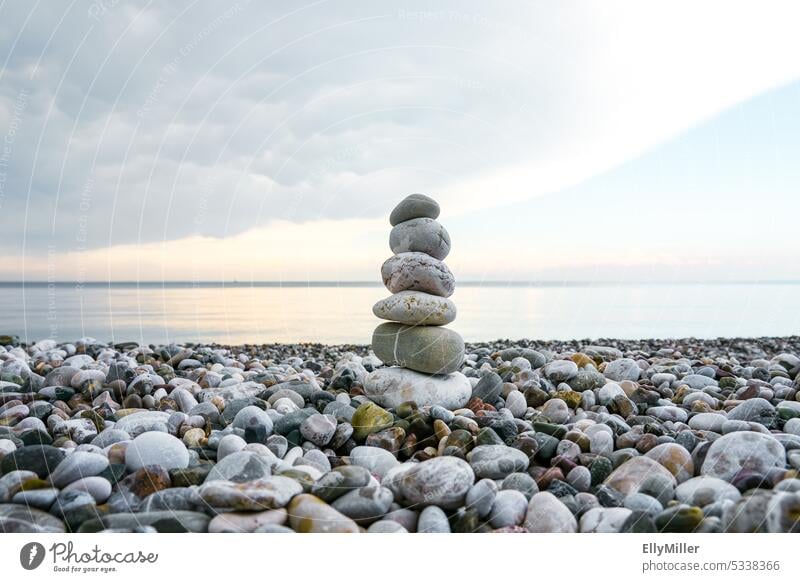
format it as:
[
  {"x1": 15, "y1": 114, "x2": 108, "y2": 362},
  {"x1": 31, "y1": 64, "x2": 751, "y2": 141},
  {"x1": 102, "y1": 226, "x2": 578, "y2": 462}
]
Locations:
[
  {"x1": 199, "y1": 476, "x2": 302, "y2": 510},
  {"x1": 231, "y1": 406, "x2": 274, "y2": 436},
  {"x1": 644, "y1": 443, "x2": 694, "y2": 483},
  {"x1": 604, "y1": 456, "x2": 677, "y2": 505},
  {"x1": 311, "y1": 465, "x2": 371, "y2": 502},
  {"x1": 287, "y1": 494, "x2": 359, "y2": 533},
  {"x1": 208, "y1": 509, "x2": 288, "y2": 533},
  {"x1": 675, "y1": 476, "x2": 741, "y2": 507},
  {"x1": 381, "y1": 253, "x2": 455, "y2": 297},
  {"x1": 389, "y1": 217, "x2": 451, "y2": 260},
  {"x1": 349, "y1": 446, "x2": 400, "y2": 479},
  {"x1": 299, "y1": 414, "x2": 337, "y2": 447},
  {"x1": 63, "y1": 476, "x2": 113, "y2": 503},
  {"x1": 488, "y1": 489, "x2": 528, "y2": 529},
  {"x1": 205, "y1": 451, "x2": 273, "y2": 483},
  {"x1": 604, "y1": 358, "x2": 641, "y2": 382},
  {"x1": 727, "y1": 398, "x2": 777, "y2": 427},
  {"x1": 701, "y1": 432, "x2": 786, "y2": 481},
  {"x1": 49, "y1": 451, "x2": 109, "y2": 488},
  {"x1": 580, "y1": 507, "x2": 633, "y2": 532},
  {"x1": 367, "y1": 520, "x2": 408, "y2": 533},
  {"x1": 372, "y1": 291, "x2": 456, "y2": 326},
  {"x1": 468, "y1": 445, "x2": 529, "y2": 479},
  {"x1": 397, "y1": 456, "x2": 474, "y2": 509},
  {"x1": 417, "y1": 505, "x2": 451, "y2": 532},
  {"x1": 505, "y1": 390, "x2": 527, "y2": 418},
  {"x1": 389, "y1": 193, "x2": 440, "y2": 226},
  {"x1": 465, "y1": 478, "x2": 498, "y2": 518},
  {"x1": 524, "y1": 491, "x2": 578, "y2": 533},
  {"x1": 351, "y1": 402, "x2": 393, "y2": 442},
  {"x1": 331, "y1": 485, "x2": 393, "y2": 524},
  {"x1": 372, "y1": 323, "x2": 464, "y2": 375},
  {"x1": 125, "y1": 432, "x2": 189, "y2": 472},
  {"x1": 688, "y1": 412, "x2": 727, "y2": 432},
  {"x1": 364, "y1": 367, "x2": 471, "y2": 410}
]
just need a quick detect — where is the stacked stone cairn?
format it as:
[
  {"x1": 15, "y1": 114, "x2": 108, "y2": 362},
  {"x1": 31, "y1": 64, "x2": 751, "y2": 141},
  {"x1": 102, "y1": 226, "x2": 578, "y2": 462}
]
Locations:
[{"x1": 364, "y1": 194, "x2": 471, "y2": 411}]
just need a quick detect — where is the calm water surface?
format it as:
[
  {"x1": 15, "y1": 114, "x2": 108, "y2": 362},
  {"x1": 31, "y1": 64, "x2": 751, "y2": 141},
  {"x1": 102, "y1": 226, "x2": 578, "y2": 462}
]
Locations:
[{"x1": 1, "y1": 282, "x2": 798, "y2": 345}]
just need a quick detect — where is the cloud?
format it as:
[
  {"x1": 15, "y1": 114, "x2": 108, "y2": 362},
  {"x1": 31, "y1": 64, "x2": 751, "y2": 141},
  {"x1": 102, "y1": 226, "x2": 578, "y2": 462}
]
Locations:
[{"x1": 1, "y1": 0, "x2": 800, "y2": 278}]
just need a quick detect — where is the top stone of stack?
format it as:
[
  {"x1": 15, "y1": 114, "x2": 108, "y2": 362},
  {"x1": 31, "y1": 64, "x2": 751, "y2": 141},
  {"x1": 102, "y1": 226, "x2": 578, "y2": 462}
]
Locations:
[{"x1": 389, "y1": 193, "x2": 440, "y2": 226}]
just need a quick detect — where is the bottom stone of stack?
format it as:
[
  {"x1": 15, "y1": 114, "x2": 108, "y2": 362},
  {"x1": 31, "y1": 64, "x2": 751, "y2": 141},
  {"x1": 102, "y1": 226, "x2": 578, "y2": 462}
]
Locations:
[
  {"x1": 364, "y1": 366, "x2": 471, "y2": 410},
  {"x1": 371, "y1": 322, "x2": 464, "y2": 375}
]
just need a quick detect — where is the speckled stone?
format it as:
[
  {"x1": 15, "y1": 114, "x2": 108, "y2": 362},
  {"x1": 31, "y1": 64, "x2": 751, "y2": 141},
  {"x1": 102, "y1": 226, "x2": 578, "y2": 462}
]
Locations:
[{"x1": 372, "y1": 291, "x2": 456, "y2": 326}]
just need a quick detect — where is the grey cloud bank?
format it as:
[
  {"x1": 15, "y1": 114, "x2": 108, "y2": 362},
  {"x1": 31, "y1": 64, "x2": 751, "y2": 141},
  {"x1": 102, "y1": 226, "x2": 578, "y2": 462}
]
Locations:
[{"x1": 0, "y1": 1, "x2": 799, "y2": 271}]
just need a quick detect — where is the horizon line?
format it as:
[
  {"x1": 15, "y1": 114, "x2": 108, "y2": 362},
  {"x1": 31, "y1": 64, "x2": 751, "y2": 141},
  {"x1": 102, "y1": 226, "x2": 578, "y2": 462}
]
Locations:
[{"x1": 2, "y1": 279, "x2": 800, "y2": 287}]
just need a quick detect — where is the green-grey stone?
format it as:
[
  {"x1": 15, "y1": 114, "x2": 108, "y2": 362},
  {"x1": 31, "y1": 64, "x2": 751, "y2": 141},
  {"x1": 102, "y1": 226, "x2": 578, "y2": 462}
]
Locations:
[{"x1": 371, "y1": 322, "x2": 464, "y2": 375}]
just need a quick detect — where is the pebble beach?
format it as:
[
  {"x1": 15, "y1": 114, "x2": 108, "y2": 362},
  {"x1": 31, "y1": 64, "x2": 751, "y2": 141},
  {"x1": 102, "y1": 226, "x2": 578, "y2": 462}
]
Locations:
[{"x1": 1, "y1": 334, "x2": 800, "y2": 534}]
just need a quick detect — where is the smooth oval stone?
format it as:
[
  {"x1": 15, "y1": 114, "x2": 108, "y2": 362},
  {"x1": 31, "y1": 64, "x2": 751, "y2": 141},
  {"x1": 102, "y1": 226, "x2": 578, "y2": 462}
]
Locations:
[
  {"x1": 603, "y1": 456, "x2": 677, "y2": 505},
  {"x1": 63, "y1": 476, "x2": 113, "y2": 503},
  {"x1": 389, "y1": 217, "x2": 451, "y2": 260},
  {"x1": 688, "y1": 412, "x2": 727, "y2": 432},
  {"x1": 418, "y1": 505, "x2": 451, "y2": 532},
  {"x1": 372, "y1": 291, "x2": 456, "y2": 326},
  {"x1": 644, "y1": 443, "x2": 694, "y2": 483},
  {"x1": 372, "y1": 322, "x2": 464, "y2": 375},
  {"x1": 524, "y1": 491, "x2": 577, "y2": 533},
  {"x1": 217, "y1": 434, "x2": 247, "y2": 460},
  {"x1": 580, "y1": 507, "x2": 633, "y2": 533},
  {"x1": 488, "y1": 489, "x2": 528, "y2": 529},
  {"x1": 78, "y1": 510, "x2": 210, "y2": 533},
  {"x1": 205, "y1": 451, "x2": 272, "y2": 483},
  {"x1": 49, "y1": 451, "x2": 109, "y2": 488},
  {"x1": 675, "y1": 476, "x2": 741, "y2": 507},
  {"x1": 125, "y1": 432, "x2": 189, "y2": 472},
  {"x1": 727, "y1": 398, "x2": 777, "y2": 427},
  {"x1": 113, "y1": 411, "x2": 171, "y2": 437},
  {"x1": 701, "y1": 431, "x2": 785, "y2": 481},
  {"x1": 367, "y1": 520, "x2": 408, "y2": 533},
  {"x1": 381, "y1": 253, "x2": 455, "y2": 297},
  {"x1": 349, "y1": 446, "x2": 400, "y2": 479},
  {"x1": 12, "y1": 487, "x2": 60, "y2": 510},
  {"x1": 390, "y1": 193, "x2": 440, "y2": 226},
  {"x1": 604, "y1": 358, "x2": 641, "y2": 382},
  {"x1": 287, "y1": 494, "x2": 359, "y2": 533},
  {"x1": 299, "y1": 414, "x2": 337, "y2": 447},
  {"x1": 310, "y1": 465, "x2": 372, "y2": 503},
  {"x1": 398, "y1": 456, "x2": 475, "y2": 509},
  {"x1": 623, "y1": 492, "x2": 663, "y2": 516},
  {"x1": 231, "y1": 406, "x2": 273, "y2": 436},
  {"x1": 208, "y1": 509, "x2": 288, "y2": 533},
  {"x1": 198, "y1": 476, "x2": 302, "y2": 510},
  {"x1": 468, "y1": 445, "x2": 530, "y2": 479},
  {"x1": 544, "y1": 360, "x2": 578, "y2": 383},
  {"x1": 766, "y1": 491, "x2": 800, "y2": 532},
  {"x1": 0, "y1": 444, "x2": 65, "y2": 478},
  {"x1": 0, "y1": 504, "x2": 66, "y2": 533},
  {"x1": 331, "y1": 485, "x2": 393, "y2": 524},
  {"x1": 351, "y1": 402, "x2": 394, "y2": 442},
  {"x1": 466, "y1": 478, "x2": 498, "y2": 518},
  {"x1": 364, "y1": 367, "x2": 471, "y2": 410}
]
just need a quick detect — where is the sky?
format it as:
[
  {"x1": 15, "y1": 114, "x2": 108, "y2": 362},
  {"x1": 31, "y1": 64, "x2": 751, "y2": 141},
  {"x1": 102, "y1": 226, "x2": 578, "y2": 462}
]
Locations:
[{"x1": 0, "y1": 0, "x2": 799, "y2": 283}]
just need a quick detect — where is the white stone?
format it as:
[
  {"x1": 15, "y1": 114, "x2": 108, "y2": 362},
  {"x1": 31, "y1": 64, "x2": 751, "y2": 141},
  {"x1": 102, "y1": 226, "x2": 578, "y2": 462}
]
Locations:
[
  {"x1": 364, "y1": 367, "x2": 470, "y2": 410},
  {"x1": 580, "y1": 507, "x2": 632, "y2": 533},
  {"x1": 372, "y1": 291, "x2": 456, "y2": 326},
  {"x1": 125, "y1": 432, "x2": 190, "y2": 471},
  {"x1": 505, "y1": 390, "x2": 527, "y2": 418}
]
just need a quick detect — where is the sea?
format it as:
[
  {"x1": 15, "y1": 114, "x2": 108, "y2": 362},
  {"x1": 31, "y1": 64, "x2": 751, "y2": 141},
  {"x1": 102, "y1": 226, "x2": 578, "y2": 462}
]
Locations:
[{"x1": 1, "y1": 281, "x2": 798, "y2": 345}]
